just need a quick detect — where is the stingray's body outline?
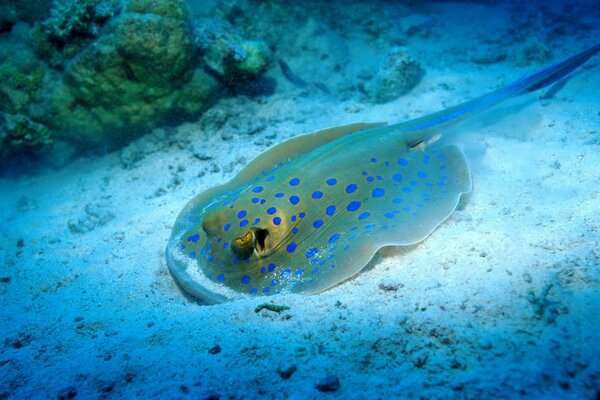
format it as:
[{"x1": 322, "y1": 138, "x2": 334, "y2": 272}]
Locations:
[{"x1": 167, "y1": 44, "x2": 599, "y2": 303}]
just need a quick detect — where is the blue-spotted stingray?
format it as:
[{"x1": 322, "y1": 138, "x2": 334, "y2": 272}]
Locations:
[{"x1": 167, "y1": 44, "x2": 599, "y2": 303}]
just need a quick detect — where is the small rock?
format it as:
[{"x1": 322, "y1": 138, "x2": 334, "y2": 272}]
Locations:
[
  {"x1": 479, "y1": 340, "x2": 493, "y2": 350},
  {"x1": 56, "y1": 386, "x2": 77, "y2": 399},
  {"x1": 255, "y1": 303, "x2": 290, "y2": 313},
  {"x1": 368, "y1": 47, "x2": 423, "y2": 103},
  {"x1": 208, "y1": 344, "x2": 221, "y2": 354},
  {"x1": 378, "y1": 280, "x2": 403, "y2": 292},
  {"x1": 276, "y1": 364, "x2": 297, "y2": 379},
  {"x1": 200, "y1": 392, "x2": 220, "y2": 400},
  {"x1": 315, "y1": 375, "x2": 340, "y2": 392}
]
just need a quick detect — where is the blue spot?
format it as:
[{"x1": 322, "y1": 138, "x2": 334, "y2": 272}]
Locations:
[
  {"x1": 241, "y1": 275, "x2": 251, "y2": 284},
  {"x1": 312, "y1": 191, "x2": 323, "y2": 199},
  {"x1": 207, "y1": 255, "x2": 214, "y2": 262},
  {"x1": 189, "y1": 251, "x2": 196, "y2": 259},
  {"x1": 267, "y1": 207, "x2": 277, "y2": 215},
  {"x1": 252, "y1": 186, "x2": 263, "y2": 193},
  {"x1": 251, "y1": 197, "x2": 259, "y2": 204},
  {"x1": 313, "y1": 219, "x2": 324, "y2": 229},
  {"x1": 289, "y1": 177, "x2": 300, "y2": 186},
  {"x1": 410, "y1": 180, "x2": 418, "y2": 186},
  {"x1": 312, "y1": 267, "x2": 319, "y2": 274},
  {"x1": 423, "y1": 154, "x2": 431, "y2": 164},
  {"x1": 384, "y1": 161, "x2": 390, "y2": 167},
  {"x1": 438, "y1": 154, "x2": 447, "y2": 160},
  {"x1": 266, "y1": 176, "x2": 275, "y2": 182},
  {"x1": 440, "y1": 165, "x2": 447, "y2": 170},
  {"x1": 273, "y1": 216, "x2": 282, "y2": 225},
  {"x1": 402, "y1": 187, "x2": 412, "y2": 193},
  {"x1": 371, "y1": 157, "x2": 377, "y2": 163},
  {"x1": 268, "y1": 263, "x2": 276, "y2": 272},
  {"x1": 291, "y1": 215, "x2": 297, "y2": 222},
  {"x1": 275, "y1": 192, "x2": 284, "y2": 198},
  {"x1": 359, "y1": 212, "x2": 370, "y2": 220},
  {"x1": 237, "y1": 210, "x2": 247, "y2": 218},
  {"x1": 260, "y1": 266, "x2": 266, "y2": 274},
  {"x1": 216, "y1": 237, "x2": 222, "y2": 243},
  {"x1": 218, "y1": 274, "x2": 225, "y2": 282},
  {"x1": 425, "y1": 182, "x2": 433, "y2": 187},
  {"x1": 281, "y1": 269, "x2": 291, "y2": 278},
  {"x1": 252, "y1": 217, "x2": 261, "y2": 225},
  {"x1": 326, "y1": 205, "x2": 336, "y2": 216},
  {"x1": 392, "y1": 173, "x2": 403, "y2": 182},
  {"x1": 367, "y1": 176, "x2": 374, "y2": 182},
  {"x1": 249, "y1": 288, "x2": 258, "y2": 295},
  {"x1": 393, "y1": 198, "x2": 403, "y2": 204},
  {"x1": 292, "y1": 227, "x2": 299, "y2": 234},
  {"x1": 326, "y1": 178, "x2": 337, "y2": 186},
  {"x1": 385, "y1": 212, "x2": 395, "y2": 219},
  {"x1": 240, "y1": 219, "x2": 248, "y2": 227},
  {"x1": 187, "y1": 233, "x2": 200, "y2": 242},
  {"x1": 347, "y1": 201, "x2": 361, "y2": 212},
  {"x1": 299, "y1": 212, "x2": 306, "y2": 219},
  {"x1": 306, "y1": 248, "x2": 318, "y2": 258},
  {"x1": 361, "y1": 171, "x2": 368, "y2": 176},
  {"x1": 271, "y1": 280, "x2": 278, "y2": 286},
  {"x1": 260, "y1": 199, "x2": 266, "y2": 204},
  {"x1": 290, "y1": 195, "x2": 300, "y2": 205},
  {"x1": 346, "y1": 184, "x2": 358, "y2": 194},
  {"x1": 372, "y1": 188, "x2": 385, "y2": 198},
  {"x1": 398, "y1": 158, "x2": 408, "y2": 166},
  {"x1": 296, "y1": 269, "x2": 304, "y2": 276},
  {"x1": 418, "y1": 171, "x2": 427, "y2": 179},
  {"x1": 263, "y1": 287, "x2": 270, "y2": 293},
  {"x1": 377, "y1": 175, "x2": 383, "y2": 181},
  {"x1": 403, "y1": 206, "x2": 411, "y2": 211},
  {"x1": 223, "y1": 242, "x2": 230, "y2": 249},
  {"x1": 287, "y1": 242, "x2": 297, "y2": 253}
]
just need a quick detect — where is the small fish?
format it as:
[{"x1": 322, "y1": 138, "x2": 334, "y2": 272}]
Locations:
[
  {"x1": 279, "y1": 59, "x2": 330, "y2": 93},
  {"x1": 167, "y1": 44, "x2": 600, "y2": 303}
]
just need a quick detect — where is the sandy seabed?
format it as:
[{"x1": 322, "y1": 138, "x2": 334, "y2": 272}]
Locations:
[{"x1": 1, "y1": 1, "x2": 599, "y2": 399}]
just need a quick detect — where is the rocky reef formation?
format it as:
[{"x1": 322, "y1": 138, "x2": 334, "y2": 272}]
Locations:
[
  {"x1": 0, "y1": 0, "x2": 273, "y2": 160},
  {"x1": 194, "y1": 18, "x2": 271, "y2": 83},
  {"x1": 368, "y1": 47, "x2": 424, "y2": 104},
  {"x1": 0, "y1": 112, "x2": 51, "y2": 158},
  {"x1": 48, "y1": 0, "x2": 219, "y2": 145}
]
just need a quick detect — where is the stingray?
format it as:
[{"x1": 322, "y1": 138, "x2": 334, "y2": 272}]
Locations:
[{"x1": 167, "y1": 44, "x2": 599, "y2": 303}]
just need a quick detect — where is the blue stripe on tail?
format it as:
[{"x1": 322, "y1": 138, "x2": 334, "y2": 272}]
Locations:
[{"x1": 394, "y1": 43, "x2": 600, "y2": 135}]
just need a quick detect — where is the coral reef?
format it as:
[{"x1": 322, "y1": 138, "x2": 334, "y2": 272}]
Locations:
[
  {"x1": 368, "y1": 47, "x2": 424, "y2": 103},
  {"x1": 48, "y1": 0, "x2": 218, "y2": 145},
  {"x1": 0, "y1": 112, "x2": 52, "y2": 157},
  {"x1": 194, "y1": 18, "x2": 271, "y2": 83},
  {"x1": 43, "y1": 0, "x2": 120, "y2": 42},
  {"x1": 0, "y1": 0, "x2": 50, "y2": 32}
]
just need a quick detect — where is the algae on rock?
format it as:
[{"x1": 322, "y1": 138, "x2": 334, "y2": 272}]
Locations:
[
  {"x1": 50, "y1": 0, "x2": 218, "y2": 146},
  {"x1": 194, "y1": 18, "x2": 271, "y2": 83},
  {"x1": 369, "y1": 47, "x2": 424, "y2": 104},
  {"x1": 0, "y1": 112, "x2": 52, "y2": 157}
]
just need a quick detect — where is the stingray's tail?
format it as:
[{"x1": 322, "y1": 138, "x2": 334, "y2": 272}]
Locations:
[{"x1": 395, "y1": 43, "x2": 600, "y2": 137}]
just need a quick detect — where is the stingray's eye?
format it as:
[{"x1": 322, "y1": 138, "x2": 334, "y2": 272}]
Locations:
[{"x1": 232, "y1": 230, "x2": 255, "y2": 259}]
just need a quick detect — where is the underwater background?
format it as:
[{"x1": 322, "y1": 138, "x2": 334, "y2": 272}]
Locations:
[{"x1": 1, "y1": 0, "x2": 599, "y2": 398}]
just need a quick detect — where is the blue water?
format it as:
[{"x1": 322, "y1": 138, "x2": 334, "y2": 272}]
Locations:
[{"x1": 1, "y1": 0, "x2": 599, "y2": 398}]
